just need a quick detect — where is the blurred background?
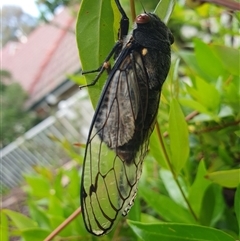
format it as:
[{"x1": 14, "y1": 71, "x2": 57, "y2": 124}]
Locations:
[{"x1": 1, "y1": 0, "x2": 89, "y2": 191}]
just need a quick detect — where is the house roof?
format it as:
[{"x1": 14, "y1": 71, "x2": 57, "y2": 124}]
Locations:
[{"x1": 1, "y1": 7, "x2": 81, "y2": 109}]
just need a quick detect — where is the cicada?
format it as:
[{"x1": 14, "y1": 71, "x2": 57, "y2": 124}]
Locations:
[{"x1": 80, "y1": 0, "x2": 174, "y2": 236}]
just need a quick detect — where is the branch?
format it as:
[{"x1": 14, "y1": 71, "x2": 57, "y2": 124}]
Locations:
[
  {"x1": 44, "y1": 207, "x2": 81, "y2": 241},
  {"x1": 163, "y1": 110, "x2": 199, "y2": 137},
  {"x1": 156, "y1": 122, "x2": 198, "y2": 221},
  {"x1": 194, "y1": 119, "x2": 240, "y2": 134},
  {"x1": 186, "y1": 0, "x2": 240, "y2": 11},
  {"x1": 204, "y1": 0, "x2": 240, "y2": 10},
  {"x1": 130, "y1": 0, "x2": 136, "y2": 22}
]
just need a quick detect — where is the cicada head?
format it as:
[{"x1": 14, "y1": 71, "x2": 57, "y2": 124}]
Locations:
[{"x1": 133, "y1": 13, "x2": 174, "y2": 49}]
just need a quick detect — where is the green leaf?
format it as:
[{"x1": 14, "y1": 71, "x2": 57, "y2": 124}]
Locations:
[
  {"x1": 0, "y1": 211, "x2": 9, "y2": 241},
  {"x1": 128, "y1": 194, "x2": 141, "y2": 222},
  {"x1": 179, "y1": 98, "x2": 211, "y2": 116},
  {"x1": 224, "y1": 76, "x2": 240, "y2": 112},
  {"x1": 188, "y1": 160, "x2": 211, "y2": 215},
  {"x1": 76, "y1": 0, "x2": 115, "y2": 107},
  {"x1": 160, "y1": 169, "x2": 186, "y2": 207},
  {"x1": 155, "y1": 0, "x2": 176, "y2": 23},
  {"x1": 24, "y1": 174, "x2": 50, "y2": 198},
  {"x1": 205, "y1": 169, "x2": 240, "y2": 188},
  {"x1": 48, "y1": 194, "x2": 64, "y2": 217},
  {"x1": 128, "y1": 221, "x2": 235, "y2": 241},
  {"x1": 235, "y1": 130, "x2": 240, "y2": 137},
  {"x1": 28, "y1": 202, "x2": 51, "y2": 229},
  {"x1": 140, "y1": 213, "x2": 161, "y2": 223},
  {"x1": 68, "y1": 74, "x2": 87, "y2": 85},
  {"x1": 139, "y1": 185, "x2": 196, "y2": 223},
  {"x1": 178, "y1": 51, "x2": 212, "y2": 81},
  {"x1": 149, "y1": 126, "x2": 169, "y2": 170},
  {"x1": 210, "y1": 45, "x2": 240, "y2": 76},
  {"x1": 194, "y1": 39, "x2": 227, "y2": 80},
  {"x1": 199, "y1": 184, "x2": 225, "y2": 226},
  {"x1": 234, "y1": 184, "x2": 240, "y2": 236},
  {"x1": 185, "y1": 77, "x2": 220, "y2": 113},
  {"x1": 53, "y1": 169, "x2": 63, "y2": 200},
  {"x1": 21, "y1": 228, "x2": 50, "y2": 241},
  {"x1": 169, "y1": 98, "x2": 189, "y2": 173},
  {"x1": 3, "y1": 209, "x2": 37, "y2": 229},
  {"x1": 48, "y1": 215, "x2": 75, "y2": 237},
  {"x1": 66, "y1": 168, "x2": 81, "y2": 199}
]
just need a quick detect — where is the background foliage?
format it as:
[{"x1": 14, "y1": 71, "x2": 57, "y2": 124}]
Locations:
[
  {"x1": 0, "y1": 79, "x2": 39, "y2": 147},
  {"x1": 1, "y1": 0, "x2": 239, "y2": 240}
]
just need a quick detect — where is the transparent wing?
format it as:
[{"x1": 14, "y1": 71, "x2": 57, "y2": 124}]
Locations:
[{"x1": 81, "y1": 49, "x2": 153, "y2": 236}]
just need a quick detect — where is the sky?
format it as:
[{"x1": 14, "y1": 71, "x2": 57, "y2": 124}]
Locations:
[{"x1": 0, "y1": 0, "x2": 40, "y2": 17}]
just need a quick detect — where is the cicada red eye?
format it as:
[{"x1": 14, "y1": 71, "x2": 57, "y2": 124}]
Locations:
[{"x1": 136, "y1": 13, "x2": 150, "y2": 24}]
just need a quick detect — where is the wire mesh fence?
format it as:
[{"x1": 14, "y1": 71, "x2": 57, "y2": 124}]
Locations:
[{"x1": 0, "y1": 90, "x2": 93, "y2": 192}]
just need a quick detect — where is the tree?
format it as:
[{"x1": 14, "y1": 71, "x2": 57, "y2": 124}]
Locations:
[
  {"x1": 0, "y1": 5, "x2": 38, "y2": 46},
  {"x1": 0, "y1": 75, "x2": 39, "y2": 147},
  {"x1": 35, "y1": 0, "x2": 79, "y2": 21}
]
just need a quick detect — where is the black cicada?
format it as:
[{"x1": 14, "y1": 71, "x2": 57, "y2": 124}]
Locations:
[{"x1": 80, "y1": 0, "x2": 174, "y2": 236}]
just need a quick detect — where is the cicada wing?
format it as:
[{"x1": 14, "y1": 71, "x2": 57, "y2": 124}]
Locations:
[
  {"x1": 81, "y1": 49, "x2": 151, "y2": 236},
  {"x1": 81, "y1": 133, "x2": 121, "y2": 235},
  {"x1": 81, "y1": 134, "x2": 149, "y2": 235}
]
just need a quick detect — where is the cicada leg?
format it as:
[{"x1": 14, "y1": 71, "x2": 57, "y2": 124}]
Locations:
[{"x1": 81, "y1": 0, "x2": 129, "y2": 89}]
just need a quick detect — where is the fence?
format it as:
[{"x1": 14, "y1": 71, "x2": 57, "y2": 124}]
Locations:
[{"x1": 0, "y1": 90, "x2": 93, "y2": 192}]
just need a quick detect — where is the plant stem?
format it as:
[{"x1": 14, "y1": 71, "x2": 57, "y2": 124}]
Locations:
[
  {"x1": 130, "y1": 0, "x2": 136, "y2": 21},
  {"x1": 44, "y1": 207, "x2": 82, "y2": 241},
  {"x1": 155, "y1": 122, "x2": 198, "y2": 221}
]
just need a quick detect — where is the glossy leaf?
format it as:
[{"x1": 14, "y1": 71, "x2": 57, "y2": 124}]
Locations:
[
  {"x1": 128, "y1": 221, "x2": 235, "y2": 241},
  {"x1": 76, "y1": 0, "x2": 115, "y2": 107},
  {"x1": 205, "y1": 169, "x2": 240, "y2": 188},
  {"x1": 169, "y1": 98, "x2": 189, "y2": 173}
]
